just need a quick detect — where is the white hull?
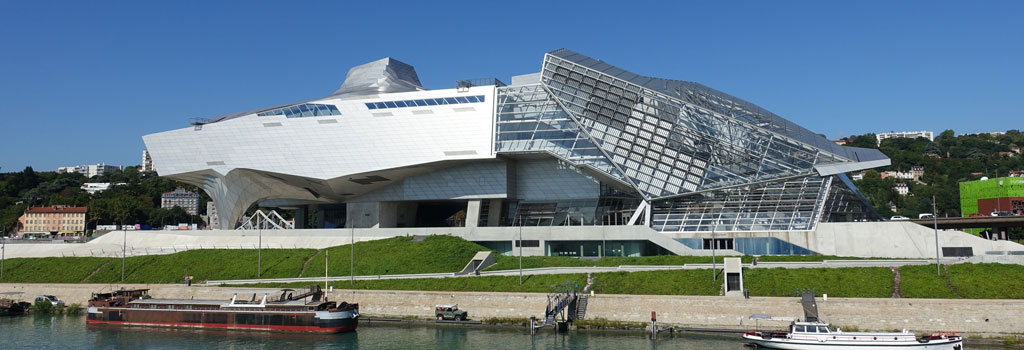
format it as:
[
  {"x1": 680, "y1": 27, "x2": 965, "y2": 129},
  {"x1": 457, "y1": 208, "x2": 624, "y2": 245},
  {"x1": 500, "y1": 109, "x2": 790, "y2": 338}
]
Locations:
[{"x1": 745, "y1": 336, "x2": 963, "y2": 350}]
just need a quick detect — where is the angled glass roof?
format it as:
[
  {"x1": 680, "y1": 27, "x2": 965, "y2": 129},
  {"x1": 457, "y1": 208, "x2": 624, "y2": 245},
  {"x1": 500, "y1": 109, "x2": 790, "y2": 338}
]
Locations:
[{"x1": 545, "y1": 49, "x2": 887, "y2": 164}]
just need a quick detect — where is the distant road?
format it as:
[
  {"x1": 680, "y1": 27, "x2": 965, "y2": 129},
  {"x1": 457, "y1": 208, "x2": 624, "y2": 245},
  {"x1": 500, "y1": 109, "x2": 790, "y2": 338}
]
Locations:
[
  {"x1": 204, "y1": 259, "x2": 941, "y2": 285},
  {"x1": 907, "y1": 215, "x2": 1024, "y2": 229}
]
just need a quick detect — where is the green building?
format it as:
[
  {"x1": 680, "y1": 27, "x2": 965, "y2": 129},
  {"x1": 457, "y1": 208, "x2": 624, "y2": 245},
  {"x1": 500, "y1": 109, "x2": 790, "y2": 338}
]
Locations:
[{"x1": 959, "y1": 176, "x2": 1024, "y2": 234}]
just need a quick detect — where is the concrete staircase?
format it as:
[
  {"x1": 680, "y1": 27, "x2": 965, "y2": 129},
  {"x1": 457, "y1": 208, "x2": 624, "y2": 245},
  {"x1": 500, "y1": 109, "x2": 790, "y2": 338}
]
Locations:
[
  {"x1": 456, "y1": 251, "x2": 495, "y2": 276},
  {"x1": 575, "y1": 295, "x2": 589, "y2": 320}
]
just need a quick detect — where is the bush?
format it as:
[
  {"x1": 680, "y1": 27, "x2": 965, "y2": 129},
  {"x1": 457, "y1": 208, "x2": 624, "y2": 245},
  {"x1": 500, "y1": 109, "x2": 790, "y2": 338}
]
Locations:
[
  {"x1": 30, "y1": 300, "x2": 54, "y2": 314},
  {"x1": 574, "y1": 318, "x2": 647, "y2": 329}
]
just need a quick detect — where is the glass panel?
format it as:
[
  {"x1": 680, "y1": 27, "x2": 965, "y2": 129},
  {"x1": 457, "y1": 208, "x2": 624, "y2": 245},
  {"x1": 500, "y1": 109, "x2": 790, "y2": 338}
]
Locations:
[
  {"x1": 365, "y1": 103, "x2": 376, "y2": 109},
  {"x1": 477, "y1": 95, "x2": 485, "y2": 102},
  {"x1": 444, "y1": 98, "x2": 458, "y2": 104},
  {"x1": 385, "y1": 101, "x2": 398, "y2": 108},
  {"x1": 328, "y1": 105, "x2": 340, "y2": 114},
  {"x1": 466, "y1": 96, "x2": 479, "y2": 103},
  {"x1": 456, "y1": 96, "x2": 470, "y2": 103},
  {"x1": 395, "y1": 101, "x2": 407, "y2": 107},
  {"x1": 426, "y1": 99, "x2": 438, "y2": 106},
  {"x1": 375, "y1": 102, "x2": 387, "y2": 109}
]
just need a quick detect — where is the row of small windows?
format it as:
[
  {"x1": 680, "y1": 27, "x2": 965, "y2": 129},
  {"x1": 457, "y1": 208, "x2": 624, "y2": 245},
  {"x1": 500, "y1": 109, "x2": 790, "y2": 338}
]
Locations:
[
  {"x1": 257, "y1": 103, "x2": 341, "y2": 118},
  {"x1": 365, "y1": 95, "x2": 485, "y2": 110},
  {"x1": 28, "y1": 220, "x2": 84, "y2": 224}
]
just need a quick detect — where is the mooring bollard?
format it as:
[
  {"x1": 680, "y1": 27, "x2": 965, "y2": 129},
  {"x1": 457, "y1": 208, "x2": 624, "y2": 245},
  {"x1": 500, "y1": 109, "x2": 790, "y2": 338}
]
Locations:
[{"x1": 651, "y1": 311, "x2": 657, "y2": 339}]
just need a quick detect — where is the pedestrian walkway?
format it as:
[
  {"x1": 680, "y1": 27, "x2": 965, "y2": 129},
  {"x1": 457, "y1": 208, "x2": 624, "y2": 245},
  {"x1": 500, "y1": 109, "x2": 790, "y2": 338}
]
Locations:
[{"x1": 203, "y1": 259, "x2": 940, "y2": 285}]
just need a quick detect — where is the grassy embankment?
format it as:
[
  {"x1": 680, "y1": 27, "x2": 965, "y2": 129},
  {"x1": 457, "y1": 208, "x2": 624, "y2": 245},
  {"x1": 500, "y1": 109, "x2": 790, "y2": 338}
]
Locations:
[
  {"x1": 0, "y1": 249, "x2": 315, "y2": 284},
  {"x1": 0, "y1": 236, "x2": 856, "y2": 284},
  {"x1": 2, "y1": 235, "x2": 1022, "y2": 299},
  {"x1": 899, "y1": 263, "x2": 1024, "y2": 299}
]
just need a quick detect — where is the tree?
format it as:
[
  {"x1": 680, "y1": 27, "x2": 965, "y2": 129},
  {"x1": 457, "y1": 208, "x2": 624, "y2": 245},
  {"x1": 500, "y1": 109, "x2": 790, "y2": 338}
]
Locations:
[{"x1": 846, "y1": 134, "x2": 878, "y2": 149}]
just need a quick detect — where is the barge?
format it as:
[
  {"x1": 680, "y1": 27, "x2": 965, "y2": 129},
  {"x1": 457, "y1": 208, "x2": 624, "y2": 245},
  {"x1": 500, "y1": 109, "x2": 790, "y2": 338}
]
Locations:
[{"x1": 87, "y1": 285, "x2": 358, "y2": 333}]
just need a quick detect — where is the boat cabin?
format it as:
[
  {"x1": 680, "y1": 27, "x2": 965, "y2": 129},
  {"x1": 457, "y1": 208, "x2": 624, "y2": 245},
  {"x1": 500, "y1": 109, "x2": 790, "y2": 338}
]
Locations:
[
  {"x1": 791, "y1": 322, "x2": 833, "y2": 334},
  {"x1": 88, "y1": 289, "x2": 150, "y2": 307}
]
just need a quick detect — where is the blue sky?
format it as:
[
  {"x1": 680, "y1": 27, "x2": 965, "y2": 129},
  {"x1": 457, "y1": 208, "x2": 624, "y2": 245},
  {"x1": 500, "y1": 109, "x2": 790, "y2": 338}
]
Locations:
[{"x1": 1, "y1": 1, "x2": 1021, "y2": 172}]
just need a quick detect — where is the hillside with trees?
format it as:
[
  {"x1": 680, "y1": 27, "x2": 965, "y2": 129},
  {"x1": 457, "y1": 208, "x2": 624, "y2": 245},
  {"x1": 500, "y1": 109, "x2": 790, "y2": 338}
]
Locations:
[
  {"x1": 0, "y1": 166, "x2": 207, "y2": 235},
  {"x1": 846, "y1": 129, "x2": 1024, "y2": 218}
]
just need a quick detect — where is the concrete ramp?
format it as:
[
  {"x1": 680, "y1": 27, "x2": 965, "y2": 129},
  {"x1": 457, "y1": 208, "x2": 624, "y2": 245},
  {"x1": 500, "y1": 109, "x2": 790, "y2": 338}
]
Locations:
[
  {"x1": 816, "y1": 222, "x2": 1024, "y2": 259},
  {"x1": 457, "y1": 251, "x2": 495, "y2": 275}
]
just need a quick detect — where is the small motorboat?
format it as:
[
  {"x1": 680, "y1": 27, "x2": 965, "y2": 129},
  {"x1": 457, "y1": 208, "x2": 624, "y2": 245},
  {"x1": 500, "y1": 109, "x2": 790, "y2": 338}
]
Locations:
[{"x1": 743, "y1": 321, "x2": 963, "y2": 350}]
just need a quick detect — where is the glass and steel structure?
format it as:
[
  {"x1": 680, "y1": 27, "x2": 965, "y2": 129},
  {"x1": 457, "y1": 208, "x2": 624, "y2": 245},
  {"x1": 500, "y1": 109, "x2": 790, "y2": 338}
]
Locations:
[
  {"x1": 145, "y1": 49, "x2": 888, "y2": 235},
  {"x1": 492, "y1": 49, "x2": 888, "y2": 232}
]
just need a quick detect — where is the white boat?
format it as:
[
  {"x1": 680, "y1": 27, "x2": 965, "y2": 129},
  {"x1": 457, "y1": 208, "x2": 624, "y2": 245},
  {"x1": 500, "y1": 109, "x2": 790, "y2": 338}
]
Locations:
[{"x1": 743, "y1": 321, "x2": 963, "y2": 350}]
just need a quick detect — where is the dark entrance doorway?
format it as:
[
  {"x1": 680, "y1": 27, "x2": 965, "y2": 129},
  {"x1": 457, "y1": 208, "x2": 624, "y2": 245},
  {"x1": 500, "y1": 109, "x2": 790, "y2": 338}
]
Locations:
[
  {"x1": 415, "y1": 201, "x2": 468, "y2": 227},
  {"x1": 726, "y1": 273, "x2": 741, "y2": 292}
]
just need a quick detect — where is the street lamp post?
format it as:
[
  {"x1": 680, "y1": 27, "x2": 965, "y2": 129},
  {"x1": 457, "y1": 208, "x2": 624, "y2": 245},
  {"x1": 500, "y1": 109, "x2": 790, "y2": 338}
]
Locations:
[
  {"x1": 998, "y1": 180, "x2": 1004, "y2": 240},
  {"x1": 350, "y1": 225, "x2": 354, "y2": 286},
  {"x1": 258, "y1": 217, "x2": 262, "y2": 279},
  {"x1": 2, "y1": 225, "x2": 6, "y2": 280},
  {"x1": 933, "y1": 195, "x2": 941, "y2": 276},
  {"x1": 121, "y1": 220, "x2": 126, "y2": 281},
  {"x1": 998, "y1": 180, "x2": 1004, "y2": 213},
  {"x1": 511, "y1": 204, "x2": 522, "y2": 286},
  {"x1": 711, "y1": 216, "x2": 719, "y2": 281},
  {"x1": 519, "y1": 221, "x2": 523, "y2": 286}
]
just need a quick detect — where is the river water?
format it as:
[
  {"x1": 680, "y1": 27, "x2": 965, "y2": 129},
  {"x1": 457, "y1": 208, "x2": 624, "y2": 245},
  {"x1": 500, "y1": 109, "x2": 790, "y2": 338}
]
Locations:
[{"x1": 0, "y1": 315, "x2": 1012, "y2": 349}]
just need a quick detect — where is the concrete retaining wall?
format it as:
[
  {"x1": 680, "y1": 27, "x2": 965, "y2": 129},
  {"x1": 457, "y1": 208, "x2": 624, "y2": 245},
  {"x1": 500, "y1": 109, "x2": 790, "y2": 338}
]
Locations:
[
  {"x1": 4, "y1": 225, "x2": 709, "y2": 259},
  {"x1": 668, "y1": 222, "x2": 1024, "y2": 259},
  {"x1": 7, "y1": 222, "x2": 1022, "y2": 260},
  {"x1": 4, "y1": 283, "x2": 1021, "y2": 336}
]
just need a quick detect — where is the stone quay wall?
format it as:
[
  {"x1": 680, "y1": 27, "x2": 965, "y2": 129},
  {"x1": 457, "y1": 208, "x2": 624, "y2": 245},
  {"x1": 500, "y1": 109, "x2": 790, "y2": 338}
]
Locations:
[{"x1": 3, "y1": 283, "x2": 1021, "y2": 336}]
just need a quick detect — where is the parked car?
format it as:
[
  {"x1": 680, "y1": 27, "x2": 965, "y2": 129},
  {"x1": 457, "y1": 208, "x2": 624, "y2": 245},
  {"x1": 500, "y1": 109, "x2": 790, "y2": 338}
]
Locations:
[
  {"x1": 918, "y1": 213, "x2": 935, "y2": 219},
  {"x1": 991, "y1": 211, "x2": 1014, "y2": 217},
  {"x1": 969, "y1": 213, "x2": 987, "y2": 217},
  {"x1": 890, "y1": 216, "x2": 909, "y2": 221},
  {"x1": 435, "y1": 304, "x2": 468, "y2": 321},
  {"x1": 35, "y1": 295, "x2": 63, "y2": 307}
]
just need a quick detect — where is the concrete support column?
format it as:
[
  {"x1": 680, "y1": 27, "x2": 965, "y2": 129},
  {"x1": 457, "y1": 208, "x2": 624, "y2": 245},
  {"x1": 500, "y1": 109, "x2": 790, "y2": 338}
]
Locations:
[
  {"x1": 487, "y1": 199, "x2": 503, "y2": 227},
  {"x1": 314, "y1": 205, "x2": 325, "y2": 229},
  {"x1": 293, "y1": 206, "x2": 307, "y2": 229},
  {"x1": 379, "y1": 202, "x2": 398, "y2": 228},
  {"x1": 465, "y1": 200, "x2": 482, "y2": 228},
  {"x1": 346, "y1": 202, "x2": 380, "y2": 228}
]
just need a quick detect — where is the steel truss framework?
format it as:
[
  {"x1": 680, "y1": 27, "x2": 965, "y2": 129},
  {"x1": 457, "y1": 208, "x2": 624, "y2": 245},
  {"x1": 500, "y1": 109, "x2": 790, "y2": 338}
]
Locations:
[{"x1": 492, "y1": 49, "x2": 885, "y2": 232}]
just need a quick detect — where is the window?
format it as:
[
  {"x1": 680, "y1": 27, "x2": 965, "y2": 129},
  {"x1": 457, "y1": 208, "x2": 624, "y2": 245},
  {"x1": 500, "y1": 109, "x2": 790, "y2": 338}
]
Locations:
[
  {"x1": 702, "y1": 238, "x2": 734, "y2": 250},
  {"x1": 364, "y1": 95, "x2": 485, "y2": 110},
  {"x1": 514, "y1": 240, "x2": 540, "y2": 248},
  {"x1": 256, "y1": 103, "x2": 342, "y2": 118}
]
